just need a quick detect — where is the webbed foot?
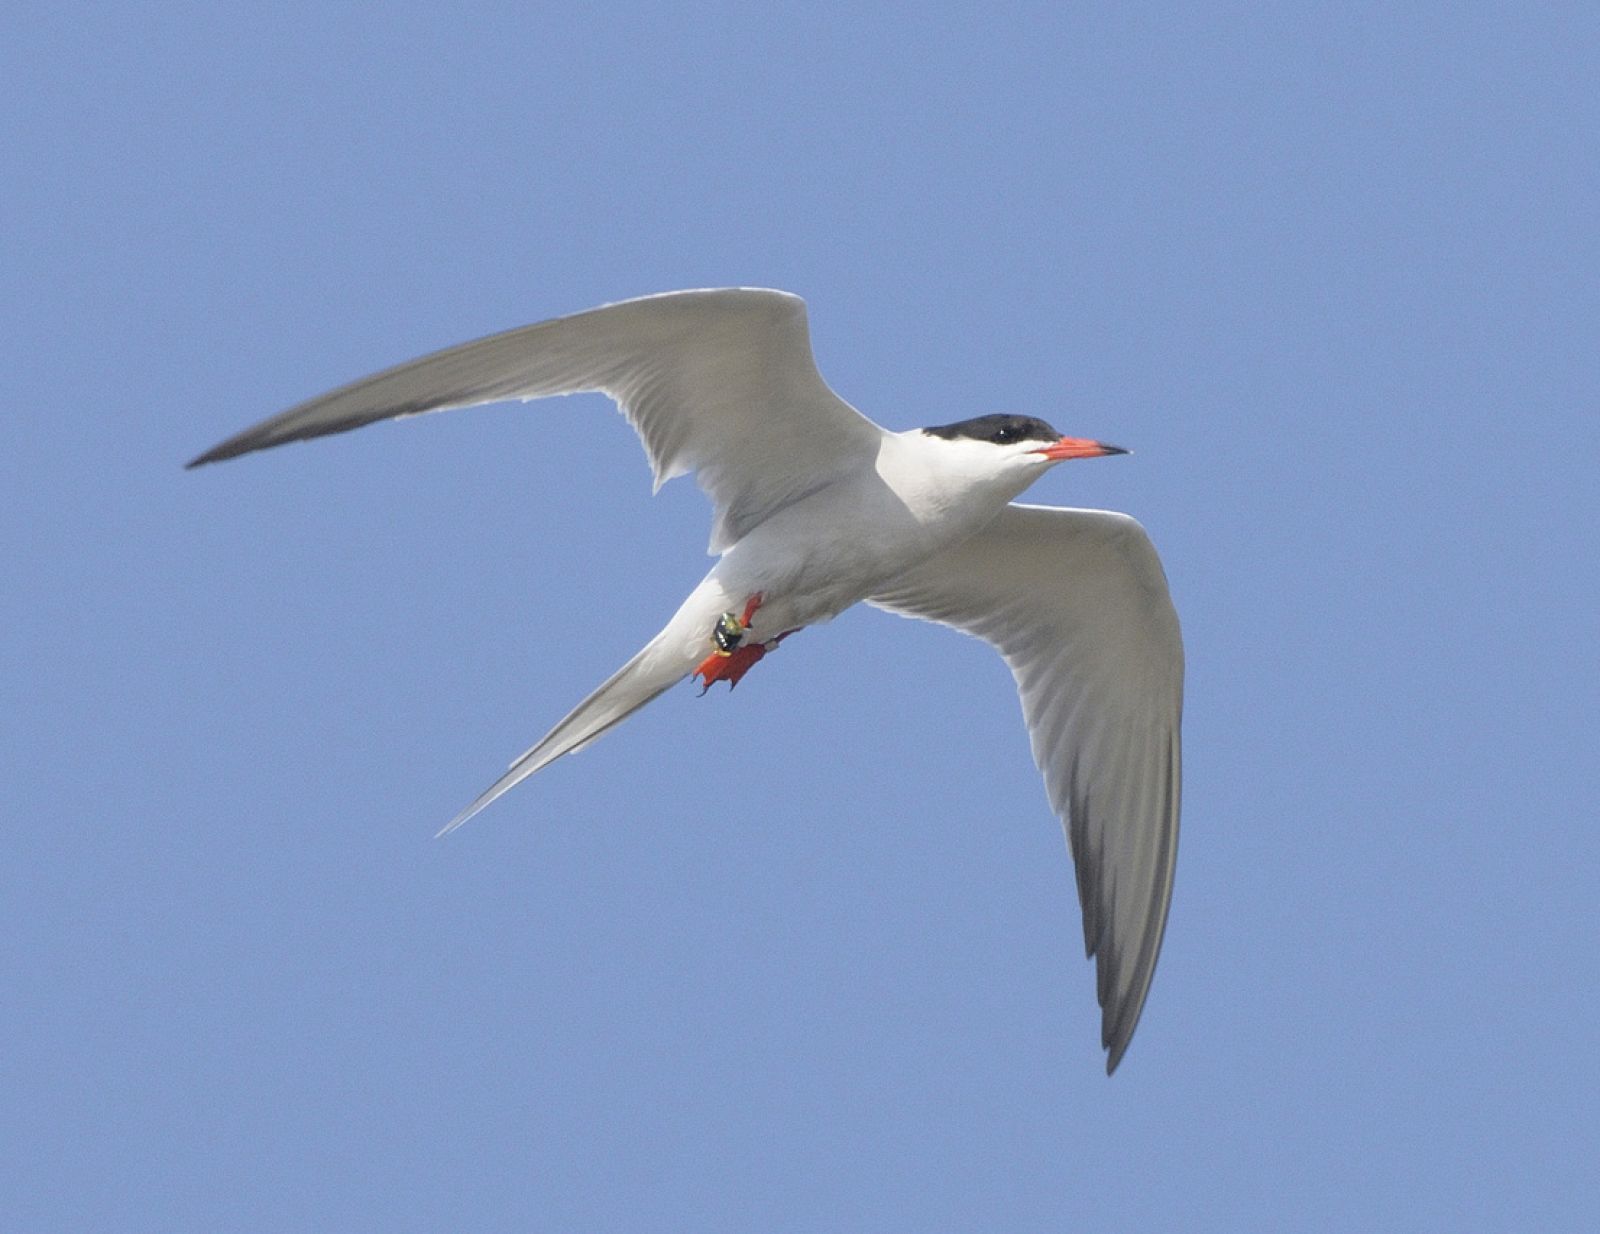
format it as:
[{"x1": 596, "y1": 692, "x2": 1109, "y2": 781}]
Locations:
[
  {"x1": 695, "y1": 594, "x2": 789, "y2": 693},
  {"x1": 694, "y1": 642, "x2": 767, "y2": 693}
]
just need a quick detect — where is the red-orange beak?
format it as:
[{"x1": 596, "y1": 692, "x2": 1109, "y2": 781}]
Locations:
[{"x1": 1030, "y1": 436, "x2": 1130, "y2": 461}]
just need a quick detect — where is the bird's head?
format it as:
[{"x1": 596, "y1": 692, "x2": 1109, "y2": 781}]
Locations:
[{"x1": 919, "y1": 414, "x2": 1128, "y2": 484}]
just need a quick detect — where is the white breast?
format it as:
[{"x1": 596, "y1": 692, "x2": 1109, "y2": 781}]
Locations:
[{"x1": 702, "y1": 430, "x2": 1034, "y2": 637}]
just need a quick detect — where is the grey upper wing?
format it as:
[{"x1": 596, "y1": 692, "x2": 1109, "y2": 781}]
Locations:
[
  {"x1": 188, "y1": 288, "x2": 883, "y2": 552},
  {"x1": 869, "y1": 504, "x2": 1184, "y2": 1073}
]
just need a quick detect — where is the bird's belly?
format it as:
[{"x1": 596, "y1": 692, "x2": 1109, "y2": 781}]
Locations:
[{"x1": 712, "y1": 487, "x2": 990, "y2": 637}]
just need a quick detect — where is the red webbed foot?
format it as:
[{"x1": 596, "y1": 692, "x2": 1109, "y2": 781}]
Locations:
[
  {"x1": 693, "y1": 627, "x2": 799, "y2": 694},
  {"x1": 694, "y1": 594, "x2": 798, "y2": 694},
  {"x1": 691, "y1": 595, "x2": 796, "y2": 694},
  {"x1": 694, "y1": 642, "x2": 767, "y2": 693}
]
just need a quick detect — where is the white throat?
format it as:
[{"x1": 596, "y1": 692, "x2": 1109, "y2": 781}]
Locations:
[{"x1": 875, "y1": 428, "x2": 1048, "y2": 527}]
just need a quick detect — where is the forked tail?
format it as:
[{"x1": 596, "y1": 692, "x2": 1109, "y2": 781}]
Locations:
[{"x1": 436, "y1": 640, "x2": 687, "y2": 837}]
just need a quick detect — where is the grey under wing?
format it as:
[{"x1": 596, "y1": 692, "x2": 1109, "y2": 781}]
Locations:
[
  {"x1": 186, "y1": 288, "x2": 884, "y2": 554},
  {"x1": 869, "y1": 504, "x2": 1184, "y2": 1073}
]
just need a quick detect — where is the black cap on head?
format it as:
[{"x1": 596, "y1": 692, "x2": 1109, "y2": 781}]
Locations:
[{"x1": 921, "y1": 414, "x2": 1062, "y2": 446}]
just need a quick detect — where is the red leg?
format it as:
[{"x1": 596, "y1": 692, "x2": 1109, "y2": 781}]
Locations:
[{"x1": 693, "y1": 595, "x2": 794, "y2": 694}]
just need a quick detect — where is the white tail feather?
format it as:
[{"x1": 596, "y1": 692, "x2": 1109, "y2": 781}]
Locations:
[{"x1": 435, "y1": 642, "x2": 686, "y2": 837}]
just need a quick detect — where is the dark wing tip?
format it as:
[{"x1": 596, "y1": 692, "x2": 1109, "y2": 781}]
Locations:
[
  {"x1": 1095, "y1": 892, "x2": 1171, "y2": 1077},
  {"x1": 185, "y1": 428, "x2": 276, "y2": 469},
  {"x1": 1103, "y1": 1004, "x2": 1138, "y2": 1075},
  {"x1": 183, "y1": 412, "x2": 371, "y2": 470},
  {"x1": 185, "y1": 443, "x2": 254, "y2": 469},
  {"x1": 185, "y1": 446, "x2": 225, "y2": 469}
]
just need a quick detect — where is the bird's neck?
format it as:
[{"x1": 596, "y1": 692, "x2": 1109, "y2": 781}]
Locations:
[{"x1": 875, "y1": 430, "x2": 1037, "y2": 529}]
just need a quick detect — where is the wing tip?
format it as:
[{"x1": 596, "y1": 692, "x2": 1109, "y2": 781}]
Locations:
[
  {"x1": 185, "y1": 446, "x2": 226, "y2": 469},
  {"x1": 186, "y1": 432, "x2": 272, "y2": 469},
  {"x1": 1100, "y1": 1011, "x2": 1139, "y2": 1075}
]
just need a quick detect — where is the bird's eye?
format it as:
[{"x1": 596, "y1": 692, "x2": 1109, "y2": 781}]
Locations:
[{"x1": 993, "y1": 426, "x2": 1019, "y2": 443}]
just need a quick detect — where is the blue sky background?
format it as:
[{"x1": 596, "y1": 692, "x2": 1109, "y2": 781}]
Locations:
[{"x1": 5, "y1": 4, "x2": 1598, "y2": 1229}]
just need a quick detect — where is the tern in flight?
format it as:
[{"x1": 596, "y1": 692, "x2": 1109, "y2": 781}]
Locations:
[{"x1": 189, "y1": 289, "x2": 1183, "y2": 1072}]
